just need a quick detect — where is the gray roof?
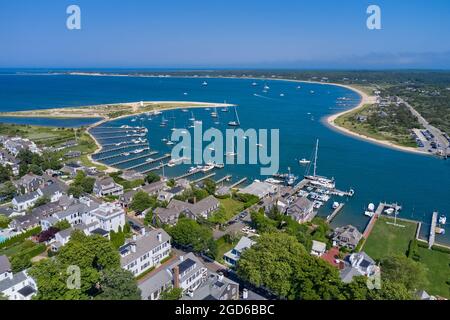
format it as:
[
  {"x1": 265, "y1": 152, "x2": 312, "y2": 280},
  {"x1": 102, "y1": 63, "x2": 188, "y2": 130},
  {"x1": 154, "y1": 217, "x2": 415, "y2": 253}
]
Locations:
[
  {"x1": 0, "y1": 270, "x2": 28, "y2": 292},
  {"x1": 139, "y1": 253, "x2": 204, "y2": 300},
  {"x1": 0, "y1": 255, "x2": 11, "y2": 274},
  {"x1": 340, "y1": 266, "x2": 362, "y2": 283},
  {"x1": 55, "y1": 203, "x2": 91, "y2": 220},
  {"x1": 181, "y1": 273, "x2": 238, "y2": 300},
  {"x1": 189, "y1": 196, "x2": 220, "y2": 216},
  {"x1": 120, "y1": 229, "x2": 170, "y2": 266},
  {"x1": 141, "y1": 181, "x2": 165, "y2": 194},
  {"x1": 13, "y1": 191, "x2": 41, "y2": 204},
  {"x1": 234, "y1": 236, "x2": 256, "y2": 253},
  {"x1": 40, "y1": 182, "x2": 67, "y2": 197}
]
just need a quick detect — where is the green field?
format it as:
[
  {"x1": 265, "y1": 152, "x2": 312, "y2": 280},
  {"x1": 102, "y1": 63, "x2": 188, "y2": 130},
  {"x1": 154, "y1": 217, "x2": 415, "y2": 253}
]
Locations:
[
  {"x1": 215, "y1": 236, "x2": 238, "y2": 264},
  {"x1": 362, "y1": 216, "x2": 418, "y2": 260},
  {"x1": 219, "y1": 198, "x2": 245, "y2": 220},
  {"x1": 416, "y1": 246, "x2": 450, "y2": 298}
]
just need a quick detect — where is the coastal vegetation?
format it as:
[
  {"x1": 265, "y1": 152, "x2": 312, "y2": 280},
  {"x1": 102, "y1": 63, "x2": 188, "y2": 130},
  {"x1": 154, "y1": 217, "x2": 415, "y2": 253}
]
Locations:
[{"x1": 334, "y1": 103, "x2": 421, "y2": 148}]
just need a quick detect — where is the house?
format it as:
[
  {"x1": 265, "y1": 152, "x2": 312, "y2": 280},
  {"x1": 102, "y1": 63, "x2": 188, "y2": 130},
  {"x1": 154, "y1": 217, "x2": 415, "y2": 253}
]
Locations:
[
  {"x1": 181, "y1": 272, "x2": 239, "y2": 300},
  {"x1": 88, "y1": 203, "x2": 126, "y2": 232},
  {"x1": 340, "y1": 252, "x2": 377, "y2": 283},
  {"x1": 223, "y1": 236, "x2": 255, "y2": 267},
  {"x1": 4, "y1": 137, "x2": 41, "y2": 156},
  {"x1": 39, "y1": 182, "x2": 67, "y2": 203},
  {"x1": 0, "y1": 255, "x2": 37, "y2": 300},
  {"x1": 9, "y1": 210, "x2": 44, "y2": 232},
  {"x1": 154, "y1": 196, "x2": 220, "y2": 225},
  {"x1": 64, "y1": 150, "x2": 81, "y2": 159},
  {"x1": 120, "y1": 228, "x2": 171, "y2": 277},
  {"x1": 0, "y1": 151, "x2": 20, "y2": 176},
  {"x1": 141, "y1": 181, "x2": 166, "y2": 195},
  {"x1": 11, "y1": 191, "x2": 42, "y2": 212},
  {"x1": 119, "y1": 190, "x2": 138, "y2": 208},
  {"x1": 240, "y1": 180, "x2": 279, "y2": 199},
  {"x1": 14, "y1": 173, "x2": 44, "y2": 194},
  {"x1": 93, "y1": 177, "x2": 124, "y2": 197},
  {"x1": 286, "y1": 196, "x2": 315, "y2": 223},
  {"x1": 139, "y1": 253, "x2": 208, "y2": 300},
  {"x1": 157, "y1": 186, "x2": 184, "y2": 203},
  {"x1": 310, "y1": 240, "x2": 327, "y2": 257},
  {"x1": 60, "y1": 163, "x2": 86, "y2": 177},
  {"x1": 332, "y1": 225, "x2": 362, "y2": 250},
  {"x1": 51, "y1": 222, "x2": 101, "y2": 251}
]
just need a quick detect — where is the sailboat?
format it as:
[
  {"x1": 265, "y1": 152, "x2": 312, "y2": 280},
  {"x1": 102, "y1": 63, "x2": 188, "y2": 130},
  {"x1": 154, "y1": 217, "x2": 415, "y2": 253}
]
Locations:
[
  {"x1": 189, "y1": 111, "x2": 195, "y2": 121},
  {"x1": 264, "y1": 84, "x2": 270, "y2": 90},
  {"x1": 299, "y1": 158, "x2": 310, "y2": 165},
  {"x1": 202, "y1": 81, "x2": 208, "y2": 86},
  {"x1": 211, "y1": 107, "x2": 218, "y2": 118},
  {"x1": 159, "y1": 116, "x2": 167, "y2": 127},
  {"x1": 304, "y1": 139, "x2": 336, "y2": 189},
  {"x1": 228, "y1": 106, "x2": 241, "y2": 127}
]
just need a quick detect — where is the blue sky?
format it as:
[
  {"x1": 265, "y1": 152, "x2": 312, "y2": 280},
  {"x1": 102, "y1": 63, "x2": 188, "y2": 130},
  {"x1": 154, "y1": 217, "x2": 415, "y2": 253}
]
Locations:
[{"x1": 1, "y1": 0, "x2": 449, "y2": 69}]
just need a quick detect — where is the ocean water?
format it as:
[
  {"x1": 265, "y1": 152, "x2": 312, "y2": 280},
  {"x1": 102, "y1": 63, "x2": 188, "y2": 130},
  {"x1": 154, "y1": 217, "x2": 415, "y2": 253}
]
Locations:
[{"x1": 0, "y1": 73, "x2": 449, "y2": 244}]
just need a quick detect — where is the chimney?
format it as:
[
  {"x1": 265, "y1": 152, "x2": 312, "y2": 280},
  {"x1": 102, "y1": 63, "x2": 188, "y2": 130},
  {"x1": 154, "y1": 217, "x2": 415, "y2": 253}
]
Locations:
[
  {"x1": 130, "y1": 243, "x2": 137, "y2": 253},
  {"x1": 179, "y1": 255, "x2": 184, "y2": 262},
  {"x1": 173, "y1": 265, "x2": 180, "y2": 288},
  {"x1": 141, "y1": 228, "x2": 146, "y2": 236},
  {"x1": 132, "y1": 234, "x2": 137, "y2": 241},
  {"x1": 157, "y1": 232, "x2": 162, "y2": 242},
  {"x1": 193, "y1": 196, "x2": 197, "y2": 204},
  {"x1": 243, "y1": 288, "x2": 249, "y2": 299},
  {"x1": 217, "y1": 272, "x2": 224, "y2": 282}
]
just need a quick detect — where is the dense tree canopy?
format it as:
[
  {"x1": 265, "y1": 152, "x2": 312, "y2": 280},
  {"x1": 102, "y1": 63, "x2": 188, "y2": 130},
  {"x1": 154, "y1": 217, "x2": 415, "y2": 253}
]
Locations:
[
  {"x1": 380, "y1": 255, "x2": 429, "y2": 292},
  {"x1": 145, "y1": 172, "x2": 161, "y2": 184},
  {"x1": 130, "y1": 191, "x2": 156, "y2": 213},
  {"x1": 95, "y1": 268, "x2": 141, "y2": 300}
]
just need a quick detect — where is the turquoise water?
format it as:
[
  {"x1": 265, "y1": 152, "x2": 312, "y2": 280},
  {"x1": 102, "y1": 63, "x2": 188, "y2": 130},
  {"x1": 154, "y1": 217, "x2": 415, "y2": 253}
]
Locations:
[
  {"x1": 0, "y1": 236, "x2": 6, "y2": 243},
  {"x1": 1, "y1": 73, "x2": 449, "y2": 244}
]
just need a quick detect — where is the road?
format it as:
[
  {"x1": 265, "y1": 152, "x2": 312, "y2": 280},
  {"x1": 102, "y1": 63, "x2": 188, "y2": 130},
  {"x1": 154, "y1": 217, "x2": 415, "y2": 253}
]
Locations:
[{"x1": 398, "y1": 97, "x2": 449, "y2": 154}]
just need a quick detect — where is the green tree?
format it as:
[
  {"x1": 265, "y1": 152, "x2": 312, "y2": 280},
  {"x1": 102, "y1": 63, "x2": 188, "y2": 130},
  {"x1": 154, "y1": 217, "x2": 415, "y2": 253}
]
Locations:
[
  {"x1": 81, "y1": 177, "x2": 95, "y2": 193},
  {"x1": 53, "y1": 219, "x2": 71, "y2": 231},
  {"x1": 203, "y1": 178, "x2": 216, "y2": 195},
  {"x1": 96, "y1": 268, "x2": 141, "y2": 300},
  {"x1": 168, "y1": 218, "x2": 215, "y2": 255},
  {"x1": 160, "y1": 287, "x2": 183, "y2": 300},
  {"x1": 0, "y1": 215, "x2": 10, "y2": 228},
  {"x1": 10, "y1": 254, "x2": 32, "y2": 273},
  {"x1": 33, "y1": 196, "x2": 50, "y2": 208},
  {"x1": 145, "y1": 172, "x2": 161, "y2": 184},
  {"x1": 237, "y1": 232, "x2": 344, "y2": 300},
  {"x1": 130, "y1": 191, "x2": 155, "y2": 213},
  {"x1": 167, "y1": 178, "x2": 176, "y2": 188},
  {"x1": 0, "y1": 165, "x2": 12, "y2": 184},
  {"x1": 0, "y1": 181, "x2": 16, "y2": 201},
  {"x1": 28, "y1": 164, "x2": 43, "y2": 175},
  {"x1": 68, "y1": 185, "x2": 84, "y2": 198},
  {"x1": 144, "y1": 209, "x2": 153, "y2": 226},
  {"x1": 380, "y1": 255, "x2": 428, "y2": 292}
]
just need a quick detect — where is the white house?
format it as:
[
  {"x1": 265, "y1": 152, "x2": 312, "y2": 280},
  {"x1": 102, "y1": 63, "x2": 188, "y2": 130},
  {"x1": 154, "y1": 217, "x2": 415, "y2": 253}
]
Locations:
[
  {"x1": 310, "y1": 240, "x2": 327, "y2": 257},
  {"x1": 12, "y1": 191, "x2": 42, "y2": 212},
  {"x1": 93, "y1": 177, "x2": 124, "y2": 197},
  {"x1": 88, "y1": 203, "x2": 126, "y2": 232},
  {"x1": 120, "y1": 228, "x2": 171, "y2": 277},
  {"x1": 223, "y1": 236, "x2": 256, "y2": 267},
  {"x1": 340, "y1": 252, "x2": 377, "y2": 283},
  {"x1": 0, "y1": 255, "x2": 37, "y2": 300}
]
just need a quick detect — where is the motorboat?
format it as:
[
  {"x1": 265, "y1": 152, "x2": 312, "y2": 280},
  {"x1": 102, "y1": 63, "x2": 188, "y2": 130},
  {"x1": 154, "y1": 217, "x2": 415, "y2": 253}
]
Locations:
[
  {"x1": 332, "y1": 202, "x2": 340, "y2": 209},
  {"x1": 299, "y1": 158, "x2": 311, "y2": 165}
]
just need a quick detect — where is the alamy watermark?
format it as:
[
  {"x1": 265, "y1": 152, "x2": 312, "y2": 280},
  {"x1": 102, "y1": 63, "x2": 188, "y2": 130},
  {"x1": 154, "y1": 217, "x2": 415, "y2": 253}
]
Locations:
[
  {"x1": 367, "y1": 5, "x2": 381, "y2": 30},
  {"x1": 66, "y1": 5, "x2": 81, "y2": 30},
  {"x1": 170, "y1": 124, "x2": 279, "y2": 176}
]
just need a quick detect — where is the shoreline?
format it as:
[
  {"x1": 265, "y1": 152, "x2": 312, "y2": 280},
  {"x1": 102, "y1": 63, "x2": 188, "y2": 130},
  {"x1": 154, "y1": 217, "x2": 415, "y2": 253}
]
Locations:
[{"x1": 61, "y1": 72, "x2": 428, "y2": 155}]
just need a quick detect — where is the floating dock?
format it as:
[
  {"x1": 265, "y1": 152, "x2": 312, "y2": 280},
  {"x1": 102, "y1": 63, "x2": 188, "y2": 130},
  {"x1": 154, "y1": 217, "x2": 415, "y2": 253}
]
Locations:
[
  {"x1": 326, "y1": 203, "x2": 345, "y2": 223},
  {"x1": 230, "y1": 178, "x2": 247, "y2": 189},
  {"x1": 108, "y1": 151, "x2": 159, "y2": 166},
  {"x1": 93, "y1": 143, "x2": 148, "y2": 156},
  {"x1": 94, "y1": 148, "x2": 150, "y2": 162},
  {"x1": 429, "y1": 211, "x2": 438, "y2": 249},
  {"x1": 124, "y1": 154, "x2": 170, "y2": 171},
  {"x1": 216, "y1": 175, "x2": 232, "y2": 184},
  {"x1": 192, "y1": 173, "x2": 216, "y2": 184}
]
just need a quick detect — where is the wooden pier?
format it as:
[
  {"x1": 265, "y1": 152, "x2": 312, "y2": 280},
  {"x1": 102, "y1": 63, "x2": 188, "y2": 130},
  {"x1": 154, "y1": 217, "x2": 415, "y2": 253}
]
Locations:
[
  {"x1": 362, "y1": 203, "x2": 385, "y2": 238},
  {"x1": 175, "y1": 169, "x2": 201, "y2": 181},
  {"x1": 216, "y1": 175, "x2": 232, "y2": 184},
  {"x1": 93, "y1": 143, "x2": 148, "y2": 156},
  {"x1": 326, "y1": 203, "x2": 345, "y2": 223},
  {"x1": 428, "y1": 211, "x2": 438, "y2": 249},
  {"x1": 94, "y1": 148, "x2": 150, "y2": 162},
  {"x1": 108, "y1": 151, "x2": 158, "y2": 166},
  {"x1": 229, "y1": 178, "x2": 247, "y2": 189},
  {"x1": 192, "y1": 173, "x2": 216, "y2": 184},
  {"x1": 91, "y1": 129, "x2": 147, "y2": 135},
  {"x1": 124, "y1": 154, "x2": 170, "y2": 171},
  {"x1": 141, "y1": 162, "x2": 168, "y2": 174},
  {"x1": 101, "y1": 141, "x2": 147, "y2": 148},
  {"x1": 96, "y1": 134, "x2": 145, "y2": 141}
]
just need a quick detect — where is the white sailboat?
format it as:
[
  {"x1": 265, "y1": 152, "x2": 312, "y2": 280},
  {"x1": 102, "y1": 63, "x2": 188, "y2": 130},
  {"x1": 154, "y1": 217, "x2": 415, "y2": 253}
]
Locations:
[
  {"x1": 228, "y1": 105, "x2": 240, "y2": 127},
  {"x1": 304, "y1": 139, "x2": 336, "y2": 189},
  {"x1": 211, "y1": 107, "x2": 218, "y2": 118},
  {"x1": 225, "y1": 139, "x2": 238, "y2": 157}
]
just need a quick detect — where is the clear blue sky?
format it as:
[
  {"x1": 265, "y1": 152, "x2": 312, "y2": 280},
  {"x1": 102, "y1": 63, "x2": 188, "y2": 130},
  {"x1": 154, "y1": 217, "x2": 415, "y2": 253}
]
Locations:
[{"x1": 1, "y1": 0, "x2": 449, "y2": 69}]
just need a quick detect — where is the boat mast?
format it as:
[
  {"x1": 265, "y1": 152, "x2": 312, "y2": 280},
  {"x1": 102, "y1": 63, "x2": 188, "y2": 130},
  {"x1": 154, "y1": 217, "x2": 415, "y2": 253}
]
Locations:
[
  {"x1": 313, "y1": 139, "x2": 319, "y2": 177},
  {"x1": 234, "y1": 106, "x2": 240, "y2": 125}
]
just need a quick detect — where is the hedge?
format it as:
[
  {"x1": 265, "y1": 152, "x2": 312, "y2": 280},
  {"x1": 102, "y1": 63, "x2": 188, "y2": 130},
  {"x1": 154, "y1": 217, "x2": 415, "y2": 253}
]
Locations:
[{"x1": 0, "y1": 226, "x2": 42, "y2": 250}]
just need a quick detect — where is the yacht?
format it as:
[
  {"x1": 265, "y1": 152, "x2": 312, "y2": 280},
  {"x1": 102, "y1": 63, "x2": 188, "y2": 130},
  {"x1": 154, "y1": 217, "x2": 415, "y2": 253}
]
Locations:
[
  {"x1": 228, "y1": 105, "x2": 241, "y2": 127},
  {"x1": 384, "y1": 208, "x2": 395, "y2": 215},
  {"x1": 299, "y1": 158, "x2": 311, "y2": 165},
  {"x1": 439, "y1": 215, "x2": 447, "y2": 225},
  {"x1": 310, "y1": 90, "x2": 315, "y2": 94},
  {"x1": 332, "y1": 202, "x2": 340, "y2": 209},
  {"x1": 211, "y1": 107, "x2": 218, "y2": 118},
  {"x1": 202, "y1": 81, "x2": 208, "y2": 86},
  {"x1": 264, "y1": 84, "x2": 270, "y2": 90},
  {"x1": 365, "y1": 203, "x2": 376, "y2": 217},
  {"x1": 280, "y1": 93, "x2": 285, "y2": 97},
  {"x1": 145, "y1": 158, "x2": 153, "y2": 162},
  {"x1": 183, "y1": 92, "x2": 188, "y2": 96},
  {"x1": 201, "y1": 163, "x2": 215, "y2": 172},
  {"x1": 122, "y1": 152, "x2": 130, "y2": 156},
  {"x1": 252, "y1": 82, "x2": 258, "y2": 86},
  {"x1": 166, "y1": 140, "x2": 175, "y2": 146},
  {"x1": 133, "y1": 149, "x2": 145, "y2": 154}
]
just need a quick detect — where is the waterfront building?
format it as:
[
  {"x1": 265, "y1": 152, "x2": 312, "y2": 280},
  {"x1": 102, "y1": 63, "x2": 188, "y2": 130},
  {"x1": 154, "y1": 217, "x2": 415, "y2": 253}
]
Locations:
[
  {"x1": 332, "y1": 225, "x2": 363, "y2": 250},
  {"x1": 286, "y1": 196, "x2": 315, "y2": 223},
  {"x1": 340, "y1": 252, "x2": 377, "y2": 283}
]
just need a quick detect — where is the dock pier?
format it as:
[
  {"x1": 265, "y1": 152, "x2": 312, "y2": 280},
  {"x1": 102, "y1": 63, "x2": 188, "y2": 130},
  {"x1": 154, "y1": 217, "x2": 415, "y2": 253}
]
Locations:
[
  {"x1": 428, "y1": 212, "x2": 438, "y2": 249},
  {"x1": 363, "y1": 203, "x2": 385, "y2": 238},
  {"x1": 192, "y1": 173, "x2": 216, "y2": 184},
  {"x1": 326, "y1": 203, "x2": 345, "y2": 224},
  {"x1": 93, "y1": 143, "x2": 148, "y2": 156},
  {"x1": 122, "y1": 154, "x2": 170, "y2": 171},
  {"x1": 94, "y1": 148, "x2": 150, "y2": 162},
  {"x1": 108, "y1": 151, "x2": 158, "y2": 167},
  {"x1": 216, "y1": 175, "x2": 232, "y2": 184},
  {"x1": 229, "y1": 178, "x2": 247, "y2": 189}
]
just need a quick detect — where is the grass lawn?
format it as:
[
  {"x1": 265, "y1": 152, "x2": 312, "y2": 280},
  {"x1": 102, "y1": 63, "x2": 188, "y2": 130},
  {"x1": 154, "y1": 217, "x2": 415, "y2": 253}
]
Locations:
[
  {"x1": 416, "y1": 247, "x2": 450, "y2": 298},
  {"x1": 362, "y1": 216, "x2": 417, "y2": 261},
  {"x1": 0, "y1": 240, "x2": 39, "y2": 257},
  {"x1": 215, "y1": 236, "x2": 238, "y2": 264},
  {"x1": 219, "y1": 198, "x2": 245, "y2": 220}
]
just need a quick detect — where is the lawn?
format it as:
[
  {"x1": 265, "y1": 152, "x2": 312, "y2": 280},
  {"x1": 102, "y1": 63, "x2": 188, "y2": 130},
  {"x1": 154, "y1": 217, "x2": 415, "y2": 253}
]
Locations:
[
  {"x1": 416, "y1": 246, "x2": 450, "y2": 298},
  {"x1": 219, "y1": 198, "x2": 245, "y2": 220},
  {"x1": 362, "y1": 216, "x2": 418, "y2": 261},
  {"x1": 215, "y1": 236, "x2": 238, "y2": 264}
]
